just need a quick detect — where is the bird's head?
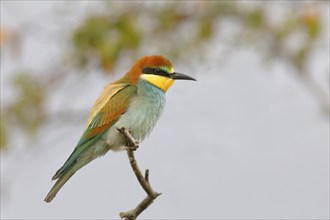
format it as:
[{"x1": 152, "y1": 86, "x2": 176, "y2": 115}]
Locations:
[{"x1": 127, "y1": 55, "x2": 196, "y2": 92}]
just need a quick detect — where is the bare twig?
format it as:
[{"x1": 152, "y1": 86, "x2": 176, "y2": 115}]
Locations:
[
  {"x1": 117, "y1": 127, "x2": 139, "y2": 151},
  {"x1": 117, "y1": 127, "x2": 161, "y2": 220},
  {"x1": 144, "y1": 169, "x2": 149, "y2": 183}
]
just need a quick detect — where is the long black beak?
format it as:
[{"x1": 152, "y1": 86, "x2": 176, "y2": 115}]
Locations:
[{"x1": 170, "y1": 72, "x2": 196, "y2": 81}]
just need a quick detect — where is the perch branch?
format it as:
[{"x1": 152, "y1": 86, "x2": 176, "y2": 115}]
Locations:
[{"x1": 117, "y1": 127, "x2": 161, "y2": 220}]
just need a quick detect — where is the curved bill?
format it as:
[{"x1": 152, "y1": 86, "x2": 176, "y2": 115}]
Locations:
[{"x1": 170, "y1": 72, "x2": 196, "y2": 81}]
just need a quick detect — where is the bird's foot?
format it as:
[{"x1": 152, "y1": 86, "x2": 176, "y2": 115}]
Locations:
[
  {"x1": 117, "y1": 127, "x2": 139, "y2": 151},
  {"x1": 126, "y1": 138, "x2": 139, "y2": 151}
]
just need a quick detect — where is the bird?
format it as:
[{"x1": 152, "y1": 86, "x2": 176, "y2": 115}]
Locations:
[{"x1": 44, "y1": 55, "x2": 196, "y2": 203}]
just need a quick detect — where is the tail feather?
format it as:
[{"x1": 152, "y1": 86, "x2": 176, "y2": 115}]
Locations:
[
  {"x1": 52, "y1": 168, "x2": 64, "y2": 180},
  {"x1": 44, "y1": 137, "x2": 106, "y2": 202},
  {"x1": 44, "y1": 170, "x2": 75, "y2": 203}
]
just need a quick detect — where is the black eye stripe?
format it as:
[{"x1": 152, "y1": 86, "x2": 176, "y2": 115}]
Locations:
[
  {"x1": 143, "y1": 67, "x2": 170, "y2": 77},
  {"x1": 143, "y1": 67, "x2": 155, "y2": 74}
]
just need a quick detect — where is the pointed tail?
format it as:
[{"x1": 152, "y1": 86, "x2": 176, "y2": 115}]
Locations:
[
  {"x1": 44, "y1": 137, "x2": 102, "y2": 202},
  {"x1": 44, "y1": 170, "x2": 75, "y2": 203}
]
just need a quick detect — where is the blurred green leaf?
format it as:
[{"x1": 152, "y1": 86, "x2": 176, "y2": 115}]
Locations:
[
  {"x1": 247, "y1": 9, "x2": 264, "y2": 29},
  {"x1": 301, "y1": 10, "x2": 321, "y2": 40},
  {"x1": 198, "y1": 19, "x2": 213, "y2": 40},
  {"x1": 10, "y1": 72, "x2": 46, "y2": 137},
  {"x1": 0, "y1": 116, "x2": 7, "y2": 150},
  {"x1": 73, "y1": 13, "x2": 141, "y2": 73}
]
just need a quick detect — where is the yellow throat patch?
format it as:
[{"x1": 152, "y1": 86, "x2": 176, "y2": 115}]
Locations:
[{"x1": 140, "y1": 74, "x2": 174, "y2": 92}]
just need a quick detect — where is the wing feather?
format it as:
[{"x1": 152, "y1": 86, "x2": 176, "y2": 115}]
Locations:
[{"x1": 52, "y1": 83, "x2": 137, "y2": 179}]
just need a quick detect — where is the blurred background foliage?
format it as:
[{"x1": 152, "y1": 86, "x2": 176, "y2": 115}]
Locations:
[{"x1": 0, "y1": 1, "x2": 329, "y2": 151}]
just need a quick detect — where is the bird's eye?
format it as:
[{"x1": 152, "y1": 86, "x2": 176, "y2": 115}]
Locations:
[{"x1": 155, "y1": 68, "x2": 161, "y2": 74}]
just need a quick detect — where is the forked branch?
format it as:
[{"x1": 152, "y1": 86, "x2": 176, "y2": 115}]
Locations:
[{"x1": 117, "y1": 127, "x2": 161, "y2": 220}]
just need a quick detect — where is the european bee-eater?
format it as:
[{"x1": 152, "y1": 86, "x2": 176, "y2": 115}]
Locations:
[{"x1": 44, "y1": 55, "x2": 196, "y2": 202}]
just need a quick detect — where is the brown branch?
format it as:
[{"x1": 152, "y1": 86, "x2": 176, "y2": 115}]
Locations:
[{"x1": 117, "y1": 127, "x2": 161, "y2": 220}]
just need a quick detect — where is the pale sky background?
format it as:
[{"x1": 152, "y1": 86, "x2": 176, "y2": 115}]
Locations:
[{"x1": 1, "y1": 1, "x2": 329, "y2": 219}]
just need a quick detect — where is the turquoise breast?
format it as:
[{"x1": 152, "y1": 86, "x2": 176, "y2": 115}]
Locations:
[{"x1": 114, "y1": 78, "x2": 166, "y2": 141}]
